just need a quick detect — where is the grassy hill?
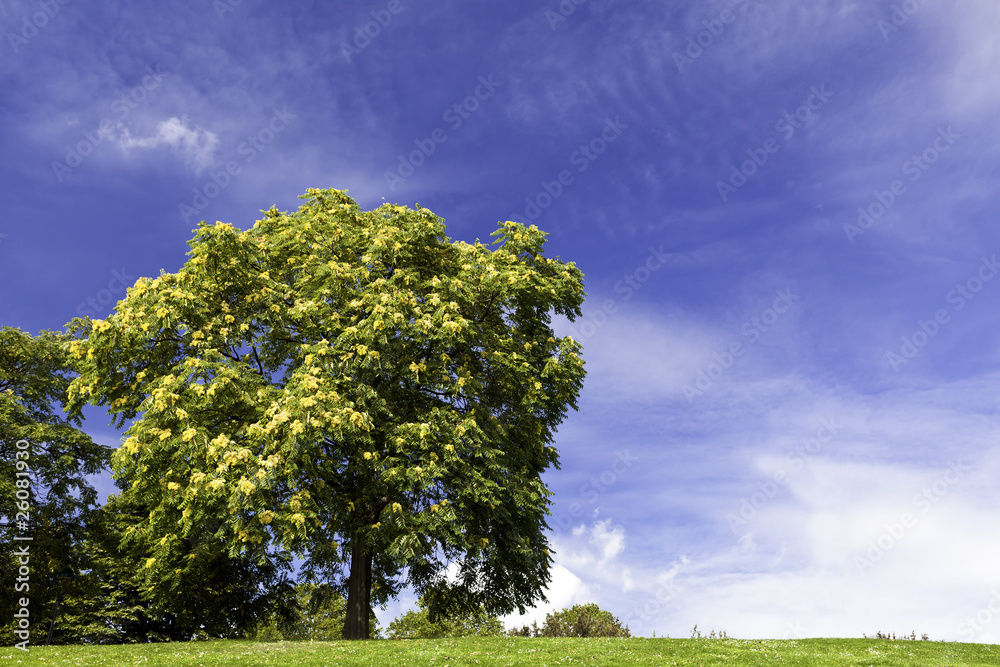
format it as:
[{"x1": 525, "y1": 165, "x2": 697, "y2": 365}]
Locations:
[{"x1": 3, "y1": 637, "x2": 998, "y2": 666}]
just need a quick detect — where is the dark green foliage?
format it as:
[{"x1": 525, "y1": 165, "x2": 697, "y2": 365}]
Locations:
[
  {"x1": 0, "y1": 327, "x2": 110, "y2": 645},
  {"x1": 81, "y1": 493, "x2": 298, "y2": 642}
]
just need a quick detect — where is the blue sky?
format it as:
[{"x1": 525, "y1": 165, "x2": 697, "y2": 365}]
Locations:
[{"x1": 3, "y1": 0, "x2": 1000, "y2": 642}]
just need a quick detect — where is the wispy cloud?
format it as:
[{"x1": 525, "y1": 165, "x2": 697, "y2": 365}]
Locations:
[{"x1": 120, "y1": 116, "x2": 219, "y2": 174}]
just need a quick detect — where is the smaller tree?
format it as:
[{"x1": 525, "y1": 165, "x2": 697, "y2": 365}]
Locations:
[
  {"x1": 0, "y1": 327, "x2": 110, "y2": 645},
  {"x1": 510, "y1": 603, "x2": 630, "y2": 638},
  {"x1": 387, "y1": 595, "x2": 505, "y2": 639}
]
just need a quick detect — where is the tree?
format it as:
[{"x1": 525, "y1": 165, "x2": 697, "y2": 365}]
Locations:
[
  {"x1": 0, "y1": 327, "x2": 110, "y2": 646},
  {"x1": 510, "y1": 602, "x2": 631, "y2": 638},
  {"x1": 67, "y1": 188, "x2": 587, "y2": 640},
  {"x1": 387, "y1": 595, "x2": 505, "y2": 639}
]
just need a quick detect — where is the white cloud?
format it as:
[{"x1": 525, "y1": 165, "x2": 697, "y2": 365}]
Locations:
[
  {"x1": 120, "y1": 116, "x2": 219, "y2": 173},
  {"x1": 502, "y1": 563, "x2": 592, "y2": 630},
  {"x1": 541, "y1": 298, "x2": 1000, "y2": 640}
]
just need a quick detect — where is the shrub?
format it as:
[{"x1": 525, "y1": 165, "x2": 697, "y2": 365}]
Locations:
[{"x1": 510, "y1": 603, "x2": 630, "y2": 638}]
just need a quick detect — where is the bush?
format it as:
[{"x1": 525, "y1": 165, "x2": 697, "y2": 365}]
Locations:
[
  {"x1": 510, "y1": 603, "x2": 631, "y2": 638},
  {"x1": 387, "y1": 597, "x2": 505, "y2": 639}
]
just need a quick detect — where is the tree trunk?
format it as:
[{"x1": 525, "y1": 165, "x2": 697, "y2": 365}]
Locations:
[{"x1": 343, "y1": 541, "x2": 372, "y2": 639}]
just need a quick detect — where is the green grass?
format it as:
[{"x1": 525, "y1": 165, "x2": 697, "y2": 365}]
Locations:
[{"x1": 1, "y1": 637, "x2": 996, "y2": 666}]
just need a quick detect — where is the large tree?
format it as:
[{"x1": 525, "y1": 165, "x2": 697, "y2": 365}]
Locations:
[{"x1": 67, "y1": 188, "x2": 586, "y2": 639}]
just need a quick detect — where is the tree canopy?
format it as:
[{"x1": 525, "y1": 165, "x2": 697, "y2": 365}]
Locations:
[{"x1": 67, "y1": 188, "x2": 587, "y2": 639}]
